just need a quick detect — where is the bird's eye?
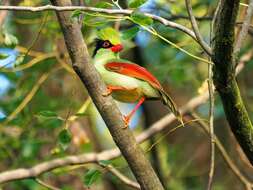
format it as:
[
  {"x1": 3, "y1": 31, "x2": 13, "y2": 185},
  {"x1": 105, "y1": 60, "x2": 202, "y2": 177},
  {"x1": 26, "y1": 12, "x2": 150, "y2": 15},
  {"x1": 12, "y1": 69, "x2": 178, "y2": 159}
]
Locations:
[{"x1": 102, "y1": 41, "x2": 111, "y2": 48}]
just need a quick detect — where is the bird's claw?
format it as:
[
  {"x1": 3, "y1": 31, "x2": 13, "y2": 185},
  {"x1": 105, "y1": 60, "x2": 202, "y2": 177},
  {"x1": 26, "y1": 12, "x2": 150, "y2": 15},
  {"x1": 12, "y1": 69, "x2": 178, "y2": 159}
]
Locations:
[
  {"x1": 102, "y1": 88, "x2": 112, "y2": 97},
  {"x1": 122, "y1": 115, "x2": 129, "y2": 129}
]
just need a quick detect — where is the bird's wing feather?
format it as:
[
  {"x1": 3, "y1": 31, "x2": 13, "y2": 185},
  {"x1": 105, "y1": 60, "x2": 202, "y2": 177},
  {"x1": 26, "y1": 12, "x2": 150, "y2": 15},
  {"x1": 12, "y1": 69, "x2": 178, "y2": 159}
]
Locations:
[
  {"x1": 105, "y1": 61, "x2": 184, "y2": 126},
  {"x1": 105, "y1": 61, "x2": 162, "y2": 89}
]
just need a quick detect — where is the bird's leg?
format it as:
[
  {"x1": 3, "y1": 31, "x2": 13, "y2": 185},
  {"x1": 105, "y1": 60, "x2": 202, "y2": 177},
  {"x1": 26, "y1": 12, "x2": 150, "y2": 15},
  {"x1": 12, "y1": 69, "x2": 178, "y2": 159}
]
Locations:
[
  {"x1": 123, "y1": 97, "x2": 145, "y2": 128},
  {"x1": 102, "y1": 86, "x2": 127, "y2": 96}
]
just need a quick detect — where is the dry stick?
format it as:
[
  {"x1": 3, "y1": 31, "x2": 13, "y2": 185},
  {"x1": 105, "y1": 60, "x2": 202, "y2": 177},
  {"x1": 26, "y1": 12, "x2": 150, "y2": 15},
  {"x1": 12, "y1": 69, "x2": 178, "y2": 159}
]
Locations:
[
  {"x1": 234, "y1": 0, "x2": 253, "y2": 54},
  {"x1": 0, "y1": 51, "x2": 252, "y2": 185},
  {"x1": 0, "y1": 5, "x2": 208, "y2": 47},
  {"x1": 185, "y1": 0, "x2": 212, "y2": 55},
  {"x1": 49, "y1": 0, "x2": 164, "y2": 189},
  {"x1": 207, "y1": 62, "x2": 215, "y2": 190},
  {"x1": 100, "y1": 164, "x2": 140, "y2": 190},
  {"x1": 191, "y1": 113, "x2": 253, "y2": 190},
  {"x1": 185, "y1": 0, "x2": 215, "y2": 188}
]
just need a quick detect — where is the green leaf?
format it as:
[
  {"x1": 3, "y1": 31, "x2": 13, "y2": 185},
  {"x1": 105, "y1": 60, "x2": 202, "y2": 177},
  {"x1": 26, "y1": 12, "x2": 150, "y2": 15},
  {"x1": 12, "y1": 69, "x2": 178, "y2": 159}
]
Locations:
[
  {"x1": 121, "y1": 26, "x2": 140, "y2": 40},
  {"x1": 130, "y1": 11, "x2": 153, "y2": 26},
  {"x1": 71, "y1": 10, "x2": 83, "y2": 19},
  {"x1": 58, "y1": 129, "x2": 72, "y2": 149},
  {"x1": 0, "y1": 53, "x2": 9, "y2": 60},
  {"x1": 83, "y1": 169, "x2": 102, "y2": 187},
  {"x1": 99, "y1": 160, "x2": 111, "y2": 167},
  {"x1": 128, "y1": 0, "x2": 147, "y2": 8},
  {"x1": 14, "y1": 55, "x2": 24, "y2": 67},
  {"x1": 82, "y1": 15, "x2": 109, "y2": 27},
  {"x1": 37, "y1": 110, "x2": 58, "y2": 118},
  {"x1": 95, "y1": 2, "x2": 114, "y2": 8},
  {"x1": 4, "y1": 33, "x2": 18, "y2": 48}
]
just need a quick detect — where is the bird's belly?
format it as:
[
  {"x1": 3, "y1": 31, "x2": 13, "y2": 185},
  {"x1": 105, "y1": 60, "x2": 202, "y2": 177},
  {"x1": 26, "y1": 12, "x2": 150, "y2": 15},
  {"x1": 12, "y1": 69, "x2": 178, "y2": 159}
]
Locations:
[
  {"x1": 95, "y1": 65, "x2": 160, "y2": 102},
  {"x1": 112, "y1": 88, "x2": 142, "y2": 103}
]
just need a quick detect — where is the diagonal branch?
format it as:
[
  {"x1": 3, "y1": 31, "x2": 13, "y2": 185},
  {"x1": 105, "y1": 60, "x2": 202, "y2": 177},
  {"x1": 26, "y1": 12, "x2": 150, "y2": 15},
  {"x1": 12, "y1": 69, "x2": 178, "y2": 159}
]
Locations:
[
  {"x1": 48, "y1": 0, "x2": 164, "y2": 189},
  {"x1": 185, "y1": 0, "x2": 212, "y2": 55}
]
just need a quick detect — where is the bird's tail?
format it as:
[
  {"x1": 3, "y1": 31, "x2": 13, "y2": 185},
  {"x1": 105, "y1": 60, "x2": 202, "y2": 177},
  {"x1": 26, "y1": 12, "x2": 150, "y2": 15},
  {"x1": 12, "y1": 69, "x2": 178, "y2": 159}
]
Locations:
[{"x1": 159, "y1": 89, "x2": 184, "y2": 127}]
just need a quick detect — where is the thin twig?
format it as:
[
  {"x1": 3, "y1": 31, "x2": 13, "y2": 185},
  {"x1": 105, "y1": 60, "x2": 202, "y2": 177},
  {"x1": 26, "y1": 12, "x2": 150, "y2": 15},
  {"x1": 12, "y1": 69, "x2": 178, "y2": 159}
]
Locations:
[
  {"x1": 0, "y1": 5, "x2": 208, "y2": 47},
  {"x1": 235, "y1": 0, "x2": 253, "y2": 54},
  {"x1": 185, "y1": 0, "x2": 212, "y2": 55},
  {"x1": 23, "y1": 11, "x2": 49, "y2": 59},
  {"x1": 0, "y1": 52, "x2": 56, "y2": 72},
  {"x1": 35, "y1": 178, "x2": 60, "y2": 190},
  {"x1": 207, "y1": 61, "x2": 215, "y2": 190},
  {"x1": 191, "y1": 113, "x2": 253, "y2": 190},
  {"x1": 100, "y1": 164, "x2": 140, "y2": 189},
  {"x1": 205, "y1": 3, "x2": 219, "y2": 188}
]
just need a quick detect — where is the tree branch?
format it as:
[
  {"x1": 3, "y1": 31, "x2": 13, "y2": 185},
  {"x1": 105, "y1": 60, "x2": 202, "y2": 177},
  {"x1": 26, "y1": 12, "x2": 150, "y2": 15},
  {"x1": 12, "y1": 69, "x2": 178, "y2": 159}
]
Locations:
[
  {"x1": 100, "y1": 164, "x2": 140, "y2": 189},
  {"x1": 235, "y1": 0, "x2": 253, "y2": 54},
  {"x1": 48, "y1": 0, "x2": 164, "y2": 189},
  {"x1": 185, "y1": 0, "x2": 212, "y2": 55},
  {"x1": 212, "y1": 0, "x2": 253, "y2": 165},
  {"x1": 0, "y1": 5, "x2": 208, "y2": 48}
]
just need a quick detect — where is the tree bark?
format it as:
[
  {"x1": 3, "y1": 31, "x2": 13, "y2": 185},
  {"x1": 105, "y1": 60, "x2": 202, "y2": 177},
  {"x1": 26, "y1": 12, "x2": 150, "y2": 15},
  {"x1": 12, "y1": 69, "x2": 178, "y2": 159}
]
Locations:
[
  {"x1": 49, "y1": 0, "x2": 164, "y2": 189},
  {"x1": 212, "y1": 0, "x2": 253, "y2": 165}
]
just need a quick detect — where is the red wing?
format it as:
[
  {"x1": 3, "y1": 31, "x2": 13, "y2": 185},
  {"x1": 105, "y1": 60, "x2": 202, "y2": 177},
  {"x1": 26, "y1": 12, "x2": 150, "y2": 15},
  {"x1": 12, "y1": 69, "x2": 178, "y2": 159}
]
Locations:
[{"x1": 105, "y1": 62, "x2": 162, "y2": 89}]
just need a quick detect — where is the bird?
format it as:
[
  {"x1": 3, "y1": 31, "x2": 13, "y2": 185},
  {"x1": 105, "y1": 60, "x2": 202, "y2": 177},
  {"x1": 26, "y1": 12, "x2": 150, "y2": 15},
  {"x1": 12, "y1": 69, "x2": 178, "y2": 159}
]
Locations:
[{"x1": 93, "y1": 28, "x2": 183, "y2": 128}]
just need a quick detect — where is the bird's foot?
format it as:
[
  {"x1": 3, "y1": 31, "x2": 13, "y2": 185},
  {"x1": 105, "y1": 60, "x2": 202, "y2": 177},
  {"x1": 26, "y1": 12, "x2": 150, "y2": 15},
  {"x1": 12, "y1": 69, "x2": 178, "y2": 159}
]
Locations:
[
  {"x1": 122, "y1": 115, "x2": 130, "y2": 129},
  {"x1": 102, "y1": 87, "x2": 112, "y2": 97}
]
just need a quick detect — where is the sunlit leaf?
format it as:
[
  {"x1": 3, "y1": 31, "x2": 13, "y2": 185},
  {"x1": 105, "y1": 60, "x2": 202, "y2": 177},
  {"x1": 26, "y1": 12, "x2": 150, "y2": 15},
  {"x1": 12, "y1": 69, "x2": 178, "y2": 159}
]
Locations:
[
  {"x1": 71, "y1": 10, "x2": 83, "y2": 19},
  {"x1": 130, "y1": 11, "x2": 153, "y2": 26},
  {"x1": 128, "y1": 0, "x2": 147, "y2": 8},
  {"x1": 121, "y1": 26, "x2": 140, "y2": 40},
  {"x1": 14, "y1": 55, "x2": 24, "y2": 67},
  {"x1": 83, "y1": 169, "x2": 102, "y2": 187},
  {"x1": 4, "y1": 33, "x2": 18, "y2": 48}
]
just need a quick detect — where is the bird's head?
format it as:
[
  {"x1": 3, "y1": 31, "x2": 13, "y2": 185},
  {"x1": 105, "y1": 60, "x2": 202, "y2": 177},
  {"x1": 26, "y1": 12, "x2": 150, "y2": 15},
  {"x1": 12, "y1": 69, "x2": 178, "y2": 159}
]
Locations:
[{"x1": 92, "y1": 27, "x2": 123, "y2": 57}]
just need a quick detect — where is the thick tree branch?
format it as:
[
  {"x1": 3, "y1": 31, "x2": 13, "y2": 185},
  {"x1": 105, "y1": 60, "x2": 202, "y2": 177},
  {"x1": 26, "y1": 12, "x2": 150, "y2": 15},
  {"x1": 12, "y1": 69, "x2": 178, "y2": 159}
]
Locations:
[
  {"x1": 212, "y1": 0, "x2": 253, "y2": 165},
  {"x1": 48, "y1": 0, "x2": 164, "y2": 189},
  {"x1": 0, "y1": 5, "x2": 208, "y2": 48}
]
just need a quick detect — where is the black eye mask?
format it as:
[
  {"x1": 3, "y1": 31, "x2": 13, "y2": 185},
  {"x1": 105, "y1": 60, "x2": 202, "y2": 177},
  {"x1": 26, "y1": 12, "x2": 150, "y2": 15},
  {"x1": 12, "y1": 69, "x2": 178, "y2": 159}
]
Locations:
[{"x1": 92, "y1": 39, "x2": 113, "y2": 57}]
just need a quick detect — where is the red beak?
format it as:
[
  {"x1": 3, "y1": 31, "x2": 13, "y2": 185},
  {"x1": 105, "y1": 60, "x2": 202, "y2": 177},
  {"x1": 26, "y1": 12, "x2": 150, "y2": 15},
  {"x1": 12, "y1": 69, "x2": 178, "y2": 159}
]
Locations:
[{"x1": 111, "y1": 44, "x2": 123, "y2": 53}]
